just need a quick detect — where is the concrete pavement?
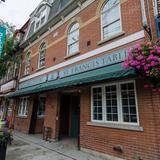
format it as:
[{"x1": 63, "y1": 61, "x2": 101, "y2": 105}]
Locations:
[{"x1": 6, "y1": 131, "x2": 108, "y2": 160}]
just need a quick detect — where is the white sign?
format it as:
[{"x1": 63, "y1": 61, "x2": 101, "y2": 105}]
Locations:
[{"x1": 1, "y1": 80, "x2": 16, "y2": 92}]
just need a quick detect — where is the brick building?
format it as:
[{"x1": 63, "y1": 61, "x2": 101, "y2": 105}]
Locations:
[
  {"x1": 0, "y1": 21, "x2": 29, "y2": 122},
  {"x1": 7, "y1": 0, "x2": 160, "y2": 159}
]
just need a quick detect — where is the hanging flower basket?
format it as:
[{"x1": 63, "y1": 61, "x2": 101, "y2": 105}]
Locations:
[{"x1": 123, "y1": 42, "x2": 160, "y2": 88}]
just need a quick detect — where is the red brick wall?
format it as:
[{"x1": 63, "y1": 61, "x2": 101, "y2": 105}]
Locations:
[
  {"x1": 44, "y1": 91, "x2": 59, "y2": 140},
  {"x1": 20, "y1": 0, "x2": 144, "y2": 77},
  {"x1": 35, "y1": 118, "x2": 44, "y2": 133},
  {"x1": 80, "y1": 79, "x2": 160, "y2": 160},
  {"x1": 14, "y1": 98, "x2": 33, "y2": 133}
]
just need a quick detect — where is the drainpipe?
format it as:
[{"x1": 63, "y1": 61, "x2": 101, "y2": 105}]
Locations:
[
  {"x1": 140, "y1": 0, "x2": 153, "y2": 41},
  {"x1": 140, "y1": 0, "x2": 148, "y2": 25}
]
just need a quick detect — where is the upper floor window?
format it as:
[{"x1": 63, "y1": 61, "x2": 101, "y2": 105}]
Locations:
[
  {"x1": 67, "y1": 22, "x2": 79, "y2": 55},
  {"x1": 38, "y1": 42, "x2": 46, "y2": 68},
  {"x1": 24, "y1": 52, "x2": 30, "y2": 75},
  {"x1": 101, "y1": 0, "x2": 121, "y2": 39},
  {"x1": 35, "y1": 6, "x2": 47, "y2": 31},
  {"x1": 91, "y1": 81, "x2": 139, "y2": 125}
]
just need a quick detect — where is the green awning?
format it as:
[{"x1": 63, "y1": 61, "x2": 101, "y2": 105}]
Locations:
[{"x1": 7, "y1": 63, "x2": 135, "y2": 97}]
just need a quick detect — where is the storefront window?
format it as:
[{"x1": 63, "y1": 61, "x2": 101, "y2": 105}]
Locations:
[
  {"x1": 92, "y1": 87, "x2": 103, "y2": 121},
  {"x1": 92, "y1": 81, "x2": 138, "y2": 124},
  {"x1": 18, "y1": 97, "x2": 28, "y2": 116},
  {"x1": 37, "y1": 97, "x2": 46, "y2": 117},
  {"x1": 105, "y1": 85, "x2": 118, "y2": 122}
]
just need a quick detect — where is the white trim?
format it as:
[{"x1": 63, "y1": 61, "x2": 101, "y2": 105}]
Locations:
[
  {"x1": 91, "y1": 80, "x2": 140, "y2": 126},
  {"x1": 20, "y1": 30, "x2": 144, "y2": 82}
]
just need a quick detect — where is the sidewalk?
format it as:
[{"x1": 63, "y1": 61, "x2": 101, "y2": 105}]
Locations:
[{"x1": 6, "y1": 131, "x2": 108, "y2": 160}]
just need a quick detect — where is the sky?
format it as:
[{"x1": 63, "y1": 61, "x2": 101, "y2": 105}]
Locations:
[{"x1": 0, "y1": 0, "x2": 42, "y2": 29}]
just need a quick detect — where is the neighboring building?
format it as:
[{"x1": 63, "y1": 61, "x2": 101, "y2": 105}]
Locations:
[
  {"x1": 0, "y1": 20, "x2": 29, "y2": 124},
  {"x1": 8, "y1": 0, "x2": 160, "y2": 159}
]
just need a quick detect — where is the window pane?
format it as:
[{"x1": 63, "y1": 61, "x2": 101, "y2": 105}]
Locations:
[
  {"x1": 38, "y1": 98, "x2": 46, "y2": 116},
  {"x1": 92, "y1": 87, "x2": 103, "y2": 121},
  {"x1": 39, "y1": 43, "x2": 46, "y2": 68},
  {"x1": 103, "y1": 20, "x2": 121, "y2": 38},
  {"x1": 121, "y1": 83, "x2": 137, "y2": 123},
  {"x1": 102, "y1": 5, "x2": 120, "y2": 26},
  {"x1": 68, "y1": 30, "x2": 79, "y2": 45},
  {"x1": 105, "y1": 85, "x2": 118, "y2": 122},
  {"x1": 41, "y1": 16, "x2": 45, "y2": 25},
  {"x1": 103, "y1": 0, "x2": 119, "y2": 12},
  {"x1": 68, "y1": 23, "x2": 79, "y2": 55},
  {"x1": 68, "y1": 42, "x2": 79, "y2": 54},
  {"x1": 102, "y1": 0, "x2": 120, "y2": 39}
]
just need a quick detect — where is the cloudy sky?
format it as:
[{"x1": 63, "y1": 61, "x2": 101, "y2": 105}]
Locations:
[{"x1": 0, "y1": 0, "x2": 42, "y2": 29}]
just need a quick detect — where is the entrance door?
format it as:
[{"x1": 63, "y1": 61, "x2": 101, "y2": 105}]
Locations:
[
  {"x1": 59, "y1": 94, "x2": 80, "y2": 139},
  {"x1": 29, "y1": 99, "x2": 39, "y2": 134},
  {"x1": 70, "y1": 96, "x2": 80, "y2": 138}
]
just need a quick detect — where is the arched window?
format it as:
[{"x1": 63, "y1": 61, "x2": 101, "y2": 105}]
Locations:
[
  {"x1": 67, "y1": 22, "x2": 79, "y2": 55},
  {"x1": 101, "y1": 0, "x2": 121, "y2": 39},
  {"x1": 38, "y1": 42, "x2": 46, "y2": 68},
  {"x1": 24, "y1": 52, "x2": 30, "y2": 75}
]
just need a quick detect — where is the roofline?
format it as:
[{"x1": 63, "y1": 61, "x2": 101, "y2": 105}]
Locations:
[{"x1": 20, "y1": 0, "x2": 86, "y2": 49}]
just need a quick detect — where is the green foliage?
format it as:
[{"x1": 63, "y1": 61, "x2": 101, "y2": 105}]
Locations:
[{"x1": 0, "y1": 37, "x2": 20, "y2": 79}]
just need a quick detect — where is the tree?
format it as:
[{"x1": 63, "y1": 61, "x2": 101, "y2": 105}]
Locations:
[
  {"x1": 0, "y1": 20, "x2": 20, "y2": 79},
  {"x1": 0, "y1": 37, "x2": 20, "y2": 79}
]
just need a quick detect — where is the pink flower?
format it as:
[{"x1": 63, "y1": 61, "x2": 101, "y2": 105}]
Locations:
[
  {"x1": 155, "y1": 46, "x2": 160, "y2": 53},
  {"x1": 123, "y1": 62, "x2": 129, "y2": 69},
  {"x1": 150, "y1": 61, "x2": 156, "y2": 67},
  {"x1": 136, "y1": 65, "x2": 141, "y2": 69}
]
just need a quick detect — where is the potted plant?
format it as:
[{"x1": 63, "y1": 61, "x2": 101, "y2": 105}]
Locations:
[
  {"x1": 0, "y1": 124, "x2": 13, "y2": 160},
  {"x1": 123, "y1": 42, "x2": 160, "y2": 89}
]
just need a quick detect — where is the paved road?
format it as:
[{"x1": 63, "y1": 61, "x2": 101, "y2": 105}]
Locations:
[{"x1": 6, "y1": 132, "x2": 107, "y2": 160}]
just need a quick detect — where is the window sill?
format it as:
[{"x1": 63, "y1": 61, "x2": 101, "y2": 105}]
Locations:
[
  {"x1": 87, "y1": 122, "x2": 143, "y2": 132},
  {"x1": 64, "y1": 51, "x2": 80, "y2": 60},
  {"x1": 97, "y1": 31, "x2": 125, "y2": 45},
  {"x1": 37, "y1": 115, "x2": 44, "y2": 119},
  {"x1": 36, "y1": 66, "x2": 46, "y2": 72},
  {"x1": 16, "y1": 115, "x2": 27, "y2": 119},
  {"x1": 23, "y1": 74, "x2": 30, "y2": 78}
]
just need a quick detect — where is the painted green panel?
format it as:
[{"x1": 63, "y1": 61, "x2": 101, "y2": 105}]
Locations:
[{"x1": 0, "y1": 26, "x2": 6, "y2": 56}]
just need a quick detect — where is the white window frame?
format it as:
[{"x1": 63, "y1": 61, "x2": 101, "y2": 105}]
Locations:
[
  {"x1": 34, "y1": 6, "x2": 47, "y2": 32},
  {"x1": 101, "y1": 0, "x2": 122, "y2": 40},
  {"x1": 38, "y1": 42, "x2": 46, "y2": 69},
  {"x1": 24, "y1": 52, "x2": 31, "y2": 75},
  {"x1": 91, "y1": 80, "x2": 139, "y2": 126},
  {"x1": 67, "y1": 22, "x2": 80, "y2": 56},
  {"x1": 18, "y1": 97, "x2": 28, "y2": 117}
]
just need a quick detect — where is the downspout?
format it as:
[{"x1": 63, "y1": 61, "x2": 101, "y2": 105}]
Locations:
[
  {"x1": 140, "y1": 0, "x2": 153, "y2": 41},
  {"x1": 140, "y1": 0, "x2": 148, "y2": 25}
]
